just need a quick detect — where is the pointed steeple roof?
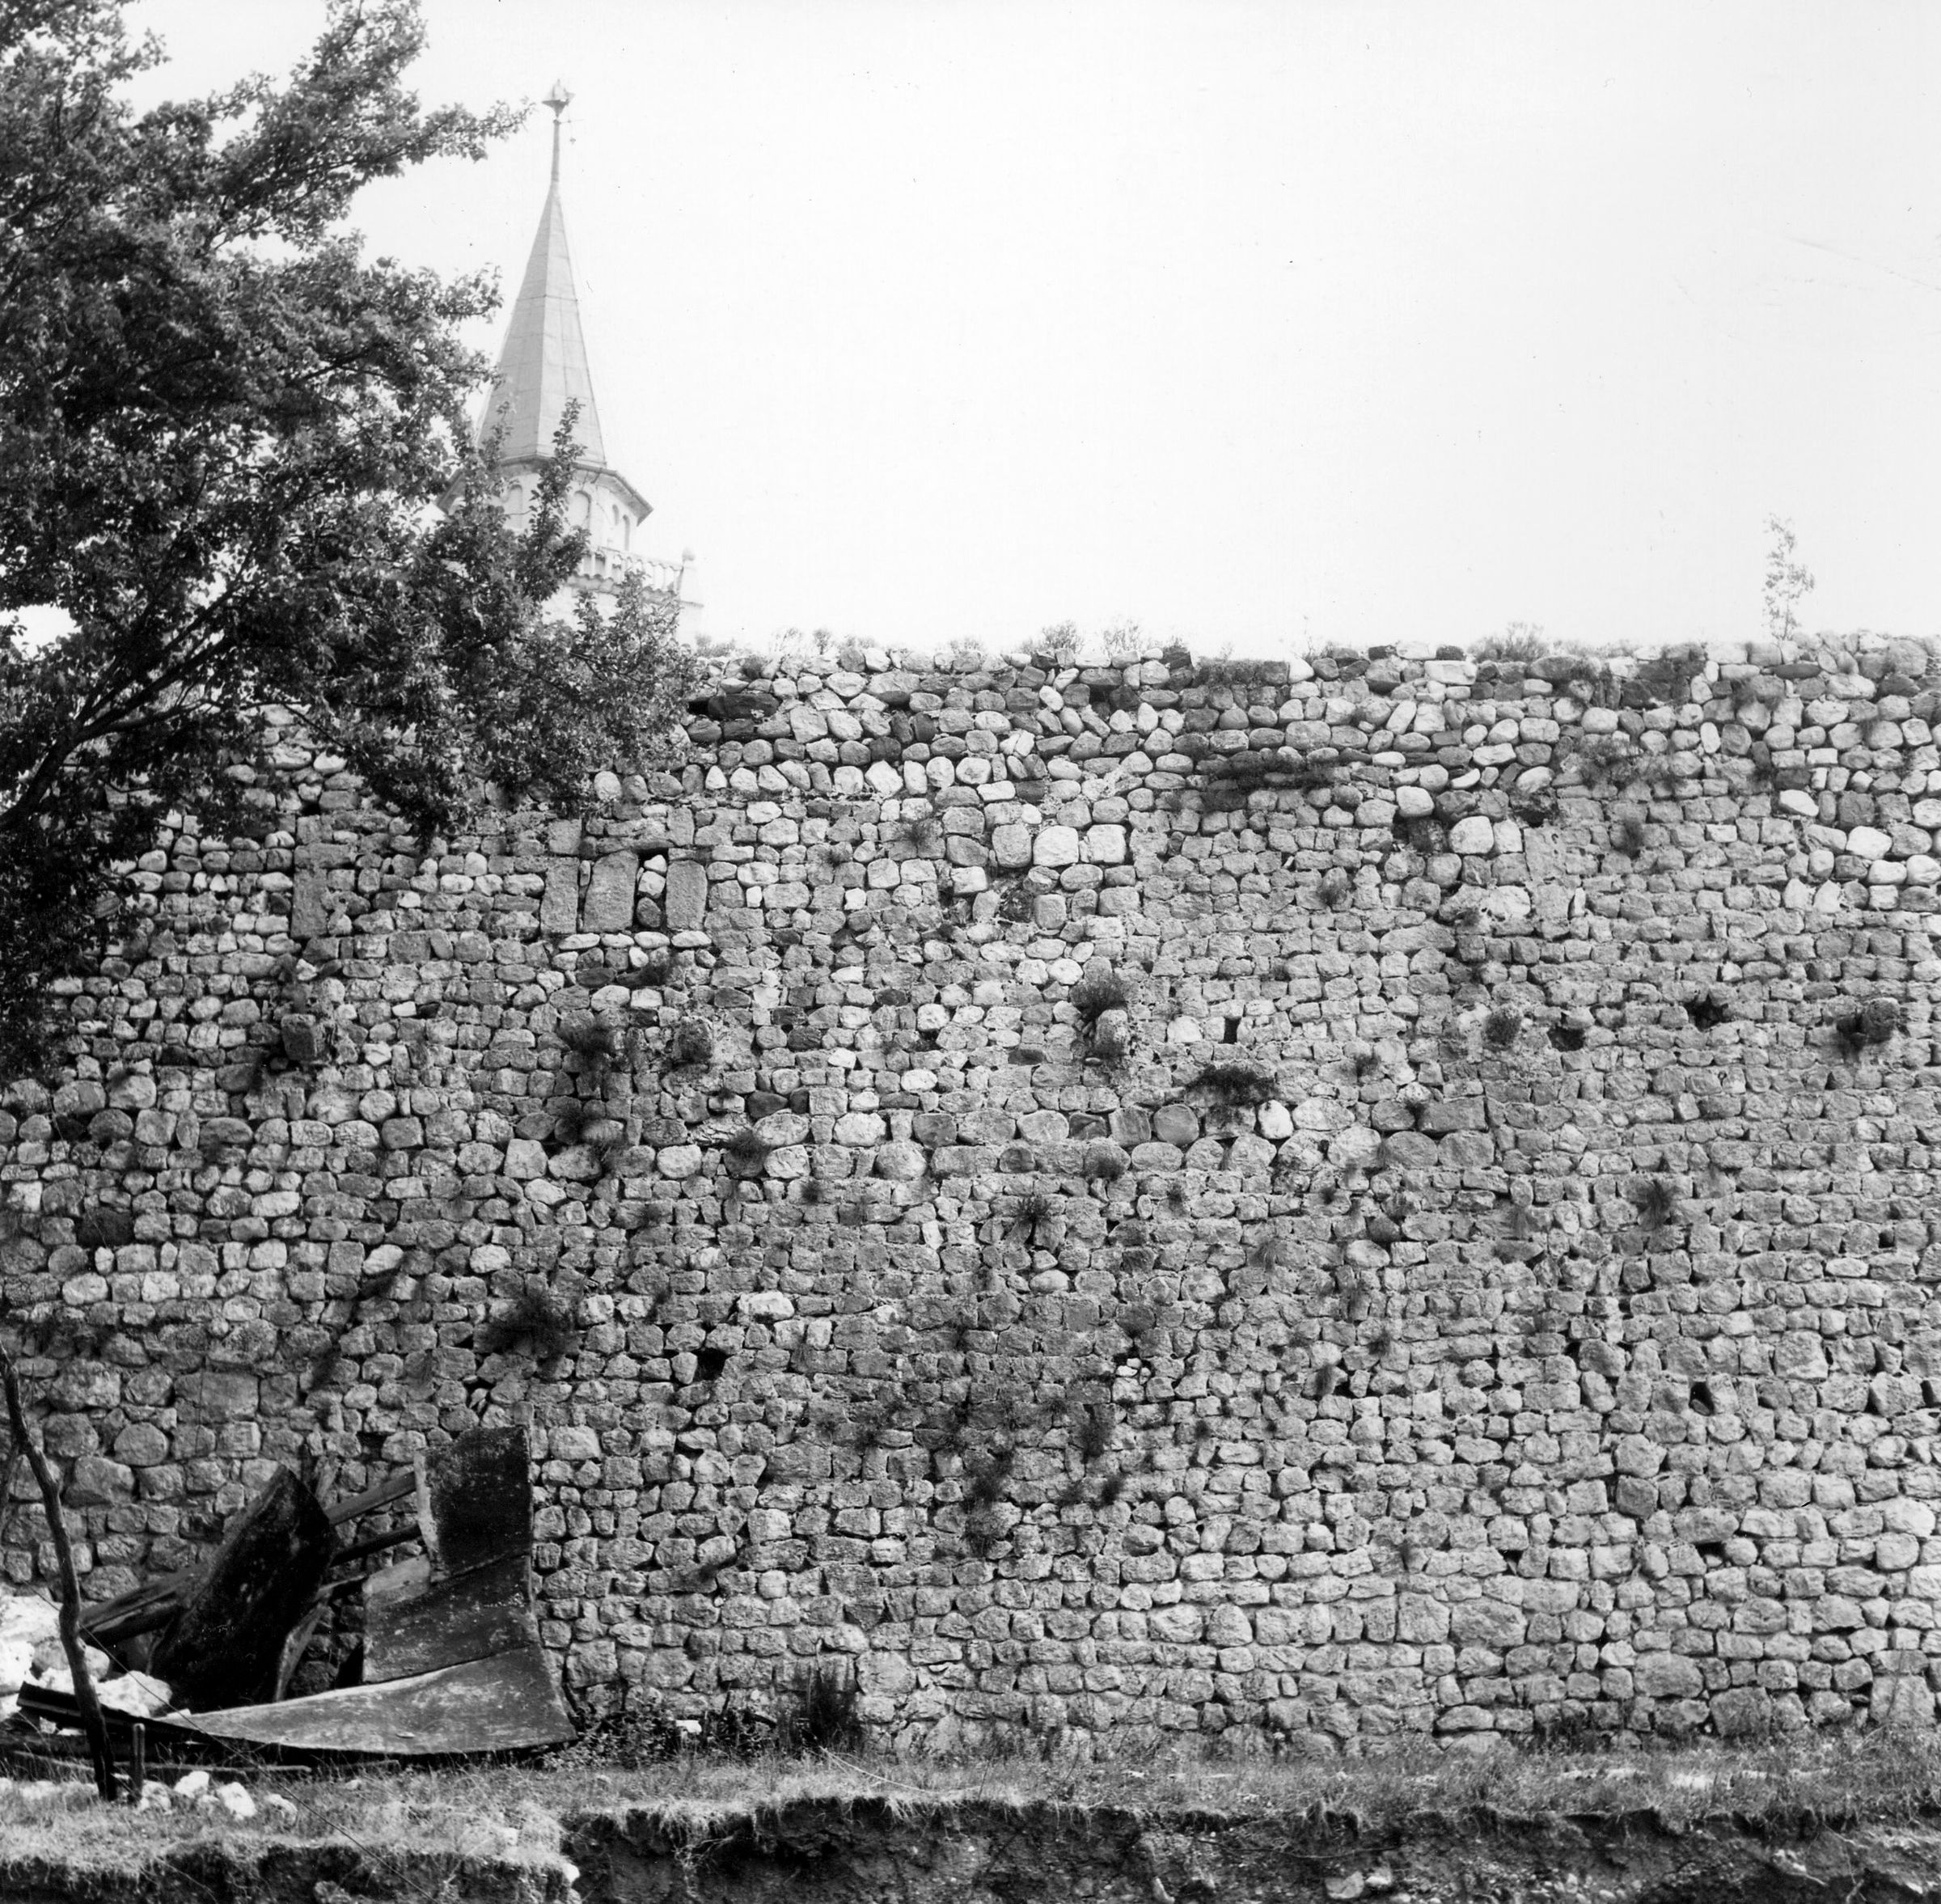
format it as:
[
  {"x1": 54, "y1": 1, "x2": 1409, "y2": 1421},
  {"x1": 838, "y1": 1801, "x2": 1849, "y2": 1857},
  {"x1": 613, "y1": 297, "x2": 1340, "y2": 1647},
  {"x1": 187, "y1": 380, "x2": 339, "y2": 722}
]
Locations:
[{"x1": 482, "y1": 82, "x2": 609, "y2": 472}]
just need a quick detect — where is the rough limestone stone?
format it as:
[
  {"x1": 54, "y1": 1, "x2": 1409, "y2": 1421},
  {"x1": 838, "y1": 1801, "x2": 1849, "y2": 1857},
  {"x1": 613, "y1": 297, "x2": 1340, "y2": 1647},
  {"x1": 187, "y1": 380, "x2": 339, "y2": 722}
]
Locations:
[
  {"x1": 1033, "y1": 825, "x2": 1081, "y2": 868},
  {"x1": 661, "y1": 860, "x2": 708, "y2": 932},
  {"x1": 583, "y1": 852, "x2": 641, "y2": 932},
  {"x1": 504, "y1": 1139, "x2": 548, "y2": 1180},
  {"x1": 991, "y1": 824, "x2": 1033, "y2": 869},
  {"x1": 540, "y1": 860, "x2": 579, "y2": 934},
  {"x1": 290, "y1": 869, "x2": 329, "y2": 941},
  {"x1": 1633, "y1": 1655, "x2": 1704, "y2": 1700},
  {"x1": 1083, "y1": 824, "x2": 1127, "y2": 864},
  {"x1": 1450, "y1": 815, "x2": 1495, "y2": 855}
]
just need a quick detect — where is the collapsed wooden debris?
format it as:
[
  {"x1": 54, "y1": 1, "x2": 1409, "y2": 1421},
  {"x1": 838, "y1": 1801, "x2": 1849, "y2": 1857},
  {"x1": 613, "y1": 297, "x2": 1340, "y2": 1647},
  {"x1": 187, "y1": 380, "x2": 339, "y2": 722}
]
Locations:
[{"x1": 6, "y1": 1424, "x2": 573, "y2": 1761}]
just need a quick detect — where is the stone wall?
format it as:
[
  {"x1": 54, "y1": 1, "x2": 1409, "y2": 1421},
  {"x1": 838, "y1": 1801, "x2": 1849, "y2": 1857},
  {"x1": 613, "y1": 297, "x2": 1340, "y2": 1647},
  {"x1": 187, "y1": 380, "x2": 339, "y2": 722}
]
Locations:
[{"x1": 4, "y1": 630, "x2": 1941, "y2": 1749}]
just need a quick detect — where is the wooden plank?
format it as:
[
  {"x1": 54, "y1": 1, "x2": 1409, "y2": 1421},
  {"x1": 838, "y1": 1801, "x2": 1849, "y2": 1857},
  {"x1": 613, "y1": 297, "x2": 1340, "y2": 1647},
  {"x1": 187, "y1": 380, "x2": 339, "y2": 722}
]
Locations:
[
  {"x1": 420, "y1": 1426, "x2": 531, "y2": 1576},
  {"x1": 363, "y1": 1552, "x2": 539, "y2": 1686},
  {"x1": 273, "y1": 1598, "x2": 330, "y2": 1702},
  {"x1": 82, "y1": 1467, "x2": 415, "y2": 1648},
  {"x1": 150, "y1": 1468, "x2": 335, "y2": 1711},
  {"x1": 81, "y1": 1573, "x2": 188, "y2": 1649},
  {"x1": 324, "y1": 1468, "x2": 416, "y2": 1528},
  {"x1": 331, "y1": 1521, "x2": 423, "y2": 1569},
  {"x1": 182, "y1": 1646, "x2": 575, "y2": 1755}
]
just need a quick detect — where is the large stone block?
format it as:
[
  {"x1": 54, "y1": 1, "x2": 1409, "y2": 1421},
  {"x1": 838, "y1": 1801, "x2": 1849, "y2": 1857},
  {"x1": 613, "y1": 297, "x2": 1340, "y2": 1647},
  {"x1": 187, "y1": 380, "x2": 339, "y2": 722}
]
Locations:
[
  {"x1": 1631, "y1": 1652, "x2": 1703, "y2": 1699},
  {"x1": 1398, "y1": 1595, "x2": 1450, "y2": 1643},
  {"x1": 178, "y1": 1372, "x2": 260, "y2": 1420},
  {"x1": 1710, "y1": 1688, "x2": 1774, "y2": 1737},
  {"x1": 1449, "y1": 1597, "x2": 1525, "y2": 1648},
  {"x1": 583, "y1": 851, "x2": 641, "y2": 932},
  {"x1": 1033, "y1": 825, "x2": 1082, "y2": 868},
  {"x1": 290, "y1": 868, "x2": 330, "y2": 940},
  {"x1": 991, "y1": 824, "x2": 1033, "y2": 869},
  {"x1": 540, "y1": 858, "x2": 580, "y2": 934},
  {"x1": 663, "y1": 860, "x2": 709, "y2": 932}
]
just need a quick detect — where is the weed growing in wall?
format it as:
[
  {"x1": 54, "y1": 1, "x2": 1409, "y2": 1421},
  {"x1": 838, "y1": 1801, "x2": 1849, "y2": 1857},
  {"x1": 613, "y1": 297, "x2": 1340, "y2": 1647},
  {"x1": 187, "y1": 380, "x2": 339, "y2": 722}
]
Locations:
[
  {"x1": 560, "y1": 1013, "x2": 624, "y2": 1068},
  {"x1": 588, "y1": 1126, "x2": 631, "y2": 1178},
  {"x1": 996, "y1": 878, "x2": 1038, "y2": 924},
  {"x1": 479, "y1": 1285, "x2": 579, "y2": 1361},
  {"x1": 550, "y1": 1098, "x2": 600, "y2": 1146},
  {"x1": 1010, "y1": 1187, "x2": 1056, "y2": 1245},
  {"x1": 779, "y1": 1662, "x2": 866, "y2": 1753},
  {"x1": 1571, "y1": 734, "x2": 1637, "y2": 789},
  {"x1": 667, "y1": 1019, "x2": 714, "y2": 1068},
  {"x1": 1631, "y1": 1176, "x2": 1680, "y2": 1230},
  {"x1": 1193, "y1": 1060, "x2": 1276, "y2": 1109},
  {"x1": 1071, "y1": 967, "x2": 1131, "y2": 1029},
  {"x1": 898, "y1": 810, "x2": 942, "y2": 853},
  {"x1": 1834, "y1": 998, "x2": 1901, "y2": 1058}
]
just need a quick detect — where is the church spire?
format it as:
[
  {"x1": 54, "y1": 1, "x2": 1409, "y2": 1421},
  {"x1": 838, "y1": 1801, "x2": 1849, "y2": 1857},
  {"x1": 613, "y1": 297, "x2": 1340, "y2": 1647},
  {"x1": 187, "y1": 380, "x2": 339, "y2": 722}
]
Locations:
[
  {"x1": 482, "y1": 80, "x2": 610, "y2": 471},
  {"x1": 475, "y1": 82, "x2": 676, "y2": 598}
]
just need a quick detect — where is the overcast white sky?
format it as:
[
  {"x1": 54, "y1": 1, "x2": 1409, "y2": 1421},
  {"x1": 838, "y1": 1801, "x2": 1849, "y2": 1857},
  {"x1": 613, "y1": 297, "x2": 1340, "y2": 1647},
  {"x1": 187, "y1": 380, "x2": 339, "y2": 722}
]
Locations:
[{"x1": 126, "y1": 1, "x2": 1940, "y2": 658}]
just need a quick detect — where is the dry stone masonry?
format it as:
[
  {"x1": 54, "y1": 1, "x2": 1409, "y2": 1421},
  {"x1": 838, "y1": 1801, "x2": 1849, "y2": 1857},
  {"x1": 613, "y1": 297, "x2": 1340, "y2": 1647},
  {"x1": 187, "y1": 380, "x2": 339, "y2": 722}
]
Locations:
[{"x1": 4, "y1": 632, "x2": 1941, "y2": 1750}]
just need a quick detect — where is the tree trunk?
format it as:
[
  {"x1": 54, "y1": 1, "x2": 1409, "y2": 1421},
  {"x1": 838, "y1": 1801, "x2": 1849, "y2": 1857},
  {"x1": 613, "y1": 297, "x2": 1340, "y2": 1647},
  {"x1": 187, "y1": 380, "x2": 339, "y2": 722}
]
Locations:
[{"x1": 0, "y1": 1348, "x2": 117, "y2": 1800}]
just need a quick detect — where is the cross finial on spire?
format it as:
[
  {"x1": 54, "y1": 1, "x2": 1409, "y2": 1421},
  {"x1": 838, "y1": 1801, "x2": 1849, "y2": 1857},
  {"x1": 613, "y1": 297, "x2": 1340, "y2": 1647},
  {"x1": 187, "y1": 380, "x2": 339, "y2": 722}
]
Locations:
[{"x1": 543, "y1": 79, "x2": 572, "y2": 183}]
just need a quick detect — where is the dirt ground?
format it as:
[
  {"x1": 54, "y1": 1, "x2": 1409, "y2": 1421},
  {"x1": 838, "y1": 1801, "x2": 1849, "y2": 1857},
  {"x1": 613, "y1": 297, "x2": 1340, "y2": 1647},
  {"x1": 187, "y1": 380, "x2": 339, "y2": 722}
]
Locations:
[{"x1": 11, "y1": 1737, "x2": 1941, "y2": 1902}]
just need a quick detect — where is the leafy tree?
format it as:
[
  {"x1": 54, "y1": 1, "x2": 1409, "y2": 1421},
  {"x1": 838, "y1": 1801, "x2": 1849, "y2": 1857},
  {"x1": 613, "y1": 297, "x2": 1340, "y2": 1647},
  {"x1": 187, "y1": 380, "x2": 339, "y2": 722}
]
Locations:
[
  {"x1": 0, "y1": 0, "x2": 696, "y2": 1079},
  {"x1": 1763, "y1": 514, "x2": 1815, "y2": 641}
]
